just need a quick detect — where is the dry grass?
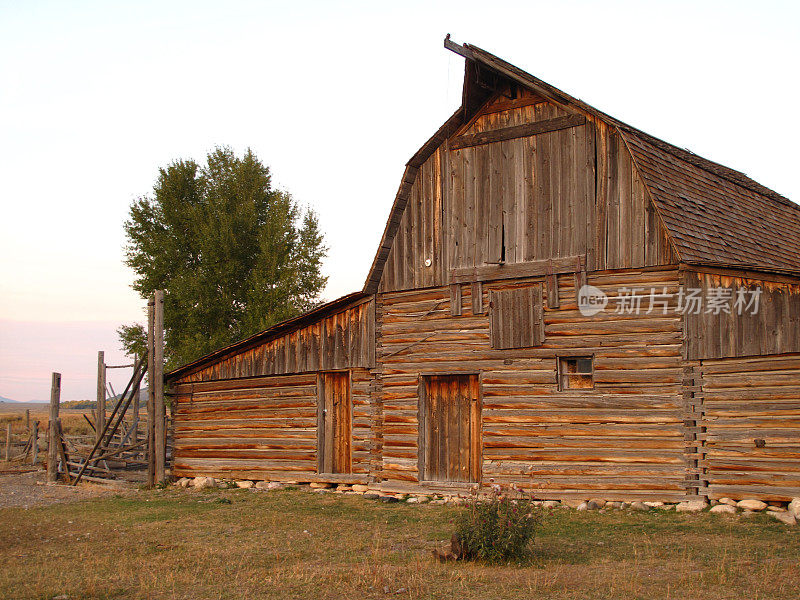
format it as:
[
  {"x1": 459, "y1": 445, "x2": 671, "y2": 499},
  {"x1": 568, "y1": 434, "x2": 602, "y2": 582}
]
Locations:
[
  {"x1": 1, "y1": 406, "x2": 92, "y2": 466},
  {"x1": 0, "y1": 408, "x2": 93, "y2": 438},
  {"x1": 0, "y1": 487, "x2": 798, "y2": 599}
]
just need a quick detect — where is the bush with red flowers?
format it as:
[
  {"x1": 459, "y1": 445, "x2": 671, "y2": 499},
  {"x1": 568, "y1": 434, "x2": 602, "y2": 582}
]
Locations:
[{"x1": 453, "y1": 484, "x2": 542, "y2": 562}]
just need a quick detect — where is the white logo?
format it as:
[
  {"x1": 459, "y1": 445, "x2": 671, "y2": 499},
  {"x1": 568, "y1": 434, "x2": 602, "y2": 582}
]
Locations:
[{"x1": 578, "y1": 285, "x2": 608, "y2": 316}]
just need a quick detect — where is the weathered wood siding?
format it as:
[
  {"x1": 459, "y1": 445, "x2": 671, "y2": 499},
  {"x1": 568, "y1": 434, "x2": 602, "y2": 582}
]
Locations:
[
  {"x1": 171, "y1": 369, "x2": 374, "y2": 481},
  {"x1": 684, "y1": 270, "x2": 800, "y2": 359},
  {"x1": 489, "y1": 284, "x2": 545, "y2": 349},
  {"x1": 418, "y1": 374, "x2": 481, "y2": 483},
  {"x1": 696, "y1": 354, "x2": 800, "y2": 501},
  {"x1": 380, "y1": 98, "x2": 675, "y2": 293},
  {"x1": 177, "y1": 298, "x2": 375, "y2": 382},
  {"x1": 377, "y1": 267, "x2": 688, "y2": 500}
]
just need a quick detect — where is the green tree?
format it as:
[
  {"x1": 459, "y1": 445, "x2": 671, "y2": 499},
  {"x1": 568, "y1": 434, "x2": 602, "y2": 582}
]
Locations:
[{"x1": 119, "y1": 147, "x2": 328, "y2": 370}]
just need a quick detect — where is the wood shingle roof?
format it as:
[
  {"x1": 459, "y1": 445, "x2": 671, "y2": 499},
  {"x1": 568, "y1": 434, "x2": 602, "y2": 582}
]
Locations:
[{"x1": 624, "y1": 132, "x2": 800, "y2": 275}]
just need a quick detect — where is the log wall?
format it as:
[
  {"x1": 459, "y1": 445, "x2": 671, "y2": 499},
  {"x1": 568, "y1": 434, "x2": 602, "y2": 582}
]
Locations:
[
  {"x1": 377, "y1": 267, "x2": 690, "y2": 500},
  {"x1": 171, "y1": 369, "x2": 375, "y2": 482},
  {"x1": 697, "y1": 354, "x2": 800, "y2": 501}
]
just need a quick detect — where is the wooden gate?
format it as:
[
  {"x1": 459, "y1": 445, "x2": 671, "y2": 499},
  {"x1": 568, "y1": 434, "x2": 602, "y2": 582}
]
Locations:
[
  {"x1": 317, "y1": 372, "x2": 352, "y2": 474},
  {"x1": 419, "y1": 374, "x2": 481, "y2": 482}
]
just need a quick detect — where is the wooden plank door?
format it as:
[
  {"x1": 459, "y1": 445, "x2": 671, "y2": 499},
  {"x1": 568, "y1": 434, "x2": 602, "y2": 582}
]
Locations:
[
  {"x1": 420, "y1": 374, "x2": 481, "y2": 482},
  {"x1": 318, "y1": 371, "x2": 351, "y2": 474}
]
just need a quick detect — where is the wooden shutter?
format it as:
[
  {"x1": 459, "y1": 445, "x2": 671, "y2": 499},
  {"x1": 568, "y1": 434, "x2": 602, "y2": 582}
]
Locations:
[{"x1": 489, "y1": 284, "x2": 545, "y2": 349}]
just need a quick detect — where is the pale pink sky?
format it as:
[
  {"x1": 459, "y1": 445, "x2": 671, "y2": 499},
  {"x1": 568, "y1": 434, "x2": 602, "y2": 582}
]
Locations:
[
  {"x1": 1, "y1": 1, "x2": 798, "y2": 402},
  {"x1": 0, "y1": 320, "x2": 138, "y2": 402}
]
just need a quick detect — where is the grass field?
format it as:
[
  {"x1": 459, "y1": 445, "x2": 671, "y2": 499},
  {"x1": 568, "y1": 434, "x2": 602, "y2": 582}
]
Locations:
[
  {"x1": 0, "y1": 405, "x2": 94, "y2": 438},
  {"x1": 1, "y1": 486, "x2": 798, "y2": 599},
  {"x1": 1, "y1": 407, "x2": 93, "y2": 464}
]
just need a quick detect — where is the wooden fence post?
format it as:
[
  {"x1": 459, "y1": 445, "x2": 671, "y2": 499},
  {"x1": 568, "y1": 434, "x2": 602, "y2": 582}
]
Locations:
[
  {"x1": 154, "y1": 289, "x2": 166, "y2": 483},
  {"x1": 147, "y1": 295, "x2": 155, "y2": 487},
  {"x1": 4, "y1": 423, "x2": 10, "y2": 462},
  {"x1": 31, "y1": 421, "x2": 39, "y2": 465},
  {"x1": 55, "y1": 419, "x2": 70, "y2": 483},
  {"x1": 47, "y1": 372, "x2": 61, "y2": 482},
  {"x1": 96, "y1": 351, "x2": 106, "y2": 445},
  {"x1": 25, "y1": 409, "x2": 30, "y2": 431}
]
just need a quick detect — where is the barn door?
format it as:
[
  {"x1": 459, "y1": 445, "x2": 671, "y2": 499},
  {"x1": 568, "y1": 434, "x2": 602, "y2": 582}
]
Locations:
[
  {"x1": 420, "y1": 374, "x2": 481, "y2": 482},
  {"x1": 318, "y1": 371, "x2": 351, "y2": 474}
]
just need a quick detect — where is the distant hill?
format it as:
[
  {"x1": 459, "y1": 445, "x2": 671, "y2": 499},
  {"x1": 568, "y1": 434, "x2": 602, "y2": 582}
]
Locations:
[
  {"x1": 61, "y1": 399, "x2": 96, "y2": 409},
  {"x1": 0, "y1": 388, "x2": 148, "y2": 408},
  {"x1": 61, "y1": 388, "x2": 148, "y2": 411}
]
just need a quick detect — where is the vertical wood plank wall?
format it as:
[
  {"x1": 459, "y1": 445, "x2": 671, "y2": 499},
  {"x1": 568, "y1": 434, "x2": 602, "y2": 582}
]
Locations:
[
  {"x1": 380, "y1": 102, "x2": 675, "y2": 293},
  {"x1": 171, "y1": 369, "x2": 373, "y2": 481},
  {"x1": 178, "y1": 298, "x2": 375, "y2": 382},
  {"x1": 377, "y1": 267, "x2": 687, "y2": 500},
  {"x1": 698, "y1": 354, "x2": 800, "y2": 501},
  {"x1": 683, "y1": 270, "x2": 800, "y2": 359}
]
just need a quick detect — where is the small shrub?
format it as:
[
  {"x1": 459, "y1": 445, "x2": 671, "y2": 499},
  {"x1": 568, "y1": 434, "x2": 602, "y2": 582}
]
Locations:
[{"x1": 453, "y1": 485, "x2": 542, "y2": 563}]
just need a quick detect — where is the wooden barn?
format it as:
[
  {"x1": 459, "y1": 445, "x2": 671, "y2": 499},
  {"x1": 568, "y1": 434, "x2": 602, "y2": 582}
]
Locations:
[{"x1": 165, "y1": 38, "x2": 800, "y2": 502}]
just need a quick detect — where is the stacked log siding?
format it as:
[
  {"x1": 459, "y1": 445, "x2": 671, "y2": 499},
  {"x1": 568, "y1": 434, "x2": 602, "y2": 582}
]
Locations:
[
  {"x1": 378, "y1": 267, "x2": 687, "y2": 500},
  {"x1": 172, "y1": 369, "x2": 374, "y2": 482},
  {"x1": 169, "y1": 298, "x2": 377, "y2": 482},
  {"x1": 699, "y1": 354, "x2": 800, "y2": 501}
]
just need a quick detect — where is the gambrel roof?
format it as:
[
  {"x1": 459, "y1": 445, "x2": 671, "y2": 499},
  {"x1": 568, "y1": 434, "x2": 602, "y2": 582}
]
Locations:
[{"x1": 363, "y1": 37, "x2": 800, "y2": 292}]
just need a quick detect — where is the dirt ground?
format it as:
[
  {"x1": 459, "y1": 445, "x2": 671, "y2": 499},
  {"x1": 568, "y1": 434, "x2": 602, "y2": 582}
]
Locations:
[{"x1": 0, "y1": 467, "x2": 134, "y2": 509}]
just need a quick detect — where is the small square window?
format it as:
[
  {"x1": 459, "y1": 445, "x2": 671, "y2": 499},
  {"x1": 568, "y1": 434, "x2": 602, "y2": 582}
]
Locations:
[{"x1": 558, "y1": 356, "x2": 594, "y2": 390}]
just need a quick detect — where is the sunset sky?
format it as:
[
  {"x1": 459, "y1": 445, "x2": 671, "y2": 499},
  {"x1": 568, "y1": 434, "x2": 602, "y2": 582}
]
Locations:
[{"x1": 1, "y1": 0, "x2": 798, "y2": 401}]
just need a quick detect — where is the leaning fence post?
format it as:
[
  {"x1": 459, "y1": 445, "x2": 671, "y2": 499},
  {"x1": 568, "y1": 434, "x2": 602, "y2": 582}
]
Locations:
[{"x1": 47, "y1": 372, "x2": 61, "y2": 482}]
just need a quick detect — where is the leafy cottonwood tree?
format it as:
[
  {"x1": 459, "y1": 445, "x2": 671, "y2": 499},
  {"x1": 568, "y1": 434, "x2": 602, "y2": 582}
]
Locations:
[{"x1": 119, "y1": 147, "x2": 327, "y2": 370}]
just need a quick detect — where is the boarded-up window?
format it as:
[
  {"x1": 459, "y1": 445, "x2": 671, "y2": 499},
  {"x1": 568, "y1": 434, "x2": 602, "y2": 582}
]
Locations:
[{"x1": 489, "y1": 285, "x2": 545, "y2": 349}]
